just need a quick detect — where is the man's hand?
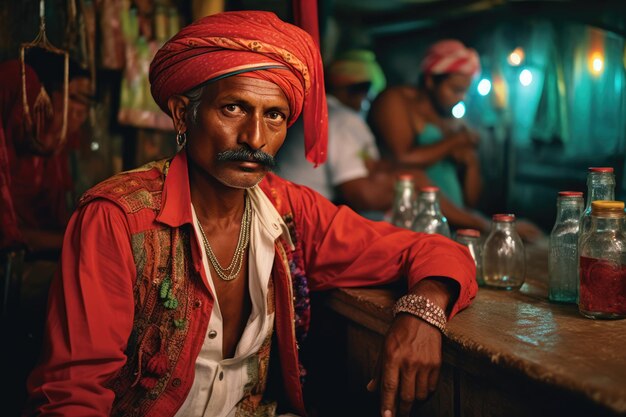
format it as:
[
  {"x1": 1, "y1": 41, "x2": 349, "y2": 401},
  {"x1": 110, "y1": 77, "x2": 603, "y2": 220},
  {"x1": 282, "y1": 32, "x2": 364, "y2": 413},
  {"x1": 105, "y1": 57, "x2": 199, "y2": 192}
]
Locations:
[
  {"x1": 367, "y1": 314, "x2": 443, "y2": 417},
  {"x1": 367, "y1": 278, "x2": 457, "y2": 417}
]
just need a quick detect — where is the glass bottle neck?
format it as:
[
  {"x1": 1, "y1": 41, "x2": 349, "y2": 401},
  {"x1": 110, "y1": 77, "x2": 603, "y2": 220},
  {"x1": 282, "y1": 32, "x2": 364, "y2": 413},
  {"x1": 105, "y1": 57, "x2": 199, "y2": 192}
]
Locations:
[
  {"x1": 590, "y1": 215, "x2": 624, "y2": 232},
  {"x1": 395, "y1": 183, "x2": 416, "y2": 201},
  {"x1": 419, "y1": 193, "x2": 442, "y2": 214},
  {"x1": 492, "y1": 221, "x2": 515, "y2": 233},
  {"x1": 556, "y1": 199, "x2": 584, "y2": 222},
  {"x1": 586, "y1": 173, "x2": 615, "y2": 210}
]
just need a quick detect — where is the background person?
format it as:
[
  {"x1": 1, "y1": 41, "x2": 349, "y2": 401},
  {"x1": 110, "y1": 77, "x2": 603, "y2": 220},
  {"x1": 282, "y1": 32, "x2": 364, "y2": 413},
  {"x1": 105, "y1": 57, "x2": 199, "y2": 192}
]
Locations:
[{"x1": 369, "y1": 39, "x2": 543, "y2": 241}]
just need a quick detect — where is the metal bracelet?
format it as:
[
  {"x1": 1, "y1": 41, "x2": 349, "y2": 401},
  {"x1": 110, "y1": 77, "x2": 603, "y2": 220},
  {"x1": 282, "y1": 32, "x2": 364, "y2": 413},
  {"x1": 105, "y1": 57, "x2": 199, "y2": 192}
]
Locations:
[{"x1": 393, "y1": 294, "x2": 447, "y2": 332}]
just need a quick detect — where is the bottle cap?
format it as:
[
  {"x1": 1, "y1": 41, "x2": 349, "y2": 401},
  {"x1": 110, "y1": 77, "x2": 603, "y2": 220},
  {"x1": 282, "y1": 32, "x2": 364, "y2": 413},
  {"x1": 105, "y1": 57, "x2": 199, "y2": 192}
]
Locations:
[
  {"x1": 558, "y1": 191, "x2": 583, "y2": 197},
  {"x1": 397, "y1": 174, "x2": 414, "y2": 181},
  {"x1": 591, "y1": 200, "x2": 625, "y2": 217},
  {"x1": 420, "y1": 186, "x2": 439, "y2": 193},
  {"x1": 588, "y1": 167, "x2": 614, "y2": 173},
  {"x1": 492, "y1": 213, "x2": 515, "y2": 222},
  {"x1": 456, "y1": 229, "x2": 480, "y2": 238}
]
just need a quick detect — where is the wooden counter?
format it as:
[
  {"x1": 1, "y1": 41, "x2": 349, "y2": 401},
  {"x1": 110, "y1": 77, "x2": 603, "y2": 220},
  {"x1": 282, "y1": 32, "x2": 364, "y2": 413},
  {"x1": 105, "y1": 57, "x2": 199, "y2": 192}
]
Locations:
[{"x1": 303, "y1": 242, "x2": 626, "y2": 417}]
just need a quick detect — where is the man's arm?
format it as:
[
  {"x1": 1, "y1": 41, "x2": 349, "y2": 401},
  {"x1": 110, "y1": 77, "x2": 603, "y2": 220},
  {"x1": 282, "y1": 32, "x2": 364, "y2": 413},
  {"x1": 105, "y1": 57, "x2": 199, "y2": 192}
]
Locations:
[
  {"x1": 286, "y1": 184, "x2": 476, "y2": 417},
  {"x1": 25, "y1": 200, "x2": 135, "y2": 416}
]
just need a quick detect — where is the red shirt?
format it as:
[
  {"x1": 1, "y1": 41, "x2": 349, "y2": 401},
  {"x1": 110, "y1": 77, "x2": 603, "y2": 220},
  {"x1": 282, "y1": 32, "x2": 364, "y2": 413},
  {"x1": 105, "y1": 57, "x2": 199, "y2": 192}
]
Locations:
[{"x1": 25, "y1": 151, "x2": 477, "y2": 416}]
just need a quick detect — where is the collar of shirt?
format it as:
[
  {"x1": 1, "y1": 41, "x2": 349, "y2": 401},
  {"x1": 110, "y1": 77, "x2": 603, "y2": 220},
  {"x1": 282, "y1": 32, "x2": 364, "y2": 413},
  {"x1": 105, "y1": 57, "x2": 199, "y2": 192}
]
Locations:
[{"x1": 155, "y1": 150, "x2": 294, "y2": 251}]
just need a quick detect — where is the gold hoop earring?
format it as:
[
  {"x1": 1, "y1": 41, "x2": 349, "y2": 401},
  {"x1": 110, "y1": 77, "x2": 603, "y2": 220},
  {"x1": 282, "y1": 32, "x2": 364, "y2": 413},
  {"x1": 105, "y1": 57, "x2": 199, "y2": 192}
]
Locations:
[{"x1": 176, "y1": 131, "x2": 187, "y2": 147}]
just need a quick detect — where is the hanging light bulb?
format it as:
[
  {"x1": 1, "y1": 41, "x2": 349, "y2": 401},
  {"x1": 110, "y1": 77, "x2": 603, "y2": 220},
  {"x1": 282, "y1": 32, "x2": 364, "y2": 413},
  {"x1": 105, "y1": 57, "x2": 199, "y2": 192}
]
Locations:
[
  {"x1": 452, "y1": 101, "x2": 466, "y2": 118},
  {"x1": 589, "y1": 51, "x2": 604, "y2": 76},
  {"x1": 477, "y1": 78, "x2": 492, "y2": 96},
  {"x1": 519, "y1": 69, "x2": 533, "y2": 86},
  {"x1": 507, "y1": 47, "x2": 525, "y2": 66}
]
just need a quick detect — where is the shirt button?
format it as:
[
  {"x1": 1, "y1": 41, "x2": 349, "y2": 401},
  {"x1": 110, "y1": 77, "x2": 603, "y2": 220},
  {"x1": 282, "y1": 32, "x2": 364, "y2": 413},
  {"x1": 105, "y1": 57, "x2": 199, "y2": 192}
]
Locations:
[
  {"x1": 208, "y1": 330, "x2": 217, "y2": 339},
  {"x1": 219, "y1": 371, "x2": 224, "y2": 381},
  {"x1": 172, "y1": 378, "x2": 181, "y2": 387},
  {"x1": 193, "y1": 299, "x2": 202, "y2": 308},
  {"x1": 272, "y1": 223, "x2": 279, "y2": 230}
]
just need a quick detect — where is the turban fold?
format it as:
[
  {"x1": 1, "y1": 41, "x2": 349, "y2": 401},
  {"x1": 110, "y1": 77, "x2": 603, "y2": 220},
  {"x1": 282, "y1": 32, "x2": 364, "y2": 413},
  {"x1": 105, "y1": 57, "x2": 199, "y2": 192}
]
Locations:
[
  {"x1": 420, "y1": 39, "x2": 481, "y2": 77},
  {"x1": 149, "y1": 11, "x2": 327, "y2": 166},
  {"x1": 327, "y1": 49, "x2": 387, "y2": 98}
]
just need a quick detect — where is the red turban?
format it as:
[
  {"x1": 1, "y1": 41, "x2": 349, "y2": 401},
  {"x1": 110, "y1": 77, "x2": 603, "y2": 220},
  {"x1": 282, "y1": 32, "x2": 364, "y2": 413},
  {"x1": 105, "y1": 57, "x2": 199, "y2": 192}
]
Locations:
[
  {"x1": 420, "y1": 39, "x2": 481, "y2": 77},
  {"x1": 149, "y1": 11, "x2": 327, "y2": 166}
]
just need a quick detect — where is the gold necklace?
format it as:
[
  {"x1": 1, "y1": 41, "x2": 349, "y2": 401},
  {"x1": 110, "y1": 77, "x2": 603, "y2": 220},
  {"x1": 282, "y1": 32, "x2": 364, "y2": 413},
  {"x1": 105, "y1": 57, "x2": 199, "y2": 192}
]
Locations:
[{"x1": 196, "y1": 193, "x2": 251, "y2": 281}]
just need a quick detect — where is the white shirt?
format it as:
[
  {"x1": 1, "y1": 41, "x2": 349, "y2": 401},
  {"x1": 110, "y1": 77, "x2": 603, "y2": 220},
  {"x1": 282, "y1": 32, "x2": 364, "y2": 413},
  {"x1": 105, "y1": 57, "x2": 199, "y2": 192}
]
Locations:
[
  {"x1": 174, "y1": 186, "x2": 293, "y2": 417},
  {"x1": 277, "y1": 95, "x2": 380, "y2": 201}
]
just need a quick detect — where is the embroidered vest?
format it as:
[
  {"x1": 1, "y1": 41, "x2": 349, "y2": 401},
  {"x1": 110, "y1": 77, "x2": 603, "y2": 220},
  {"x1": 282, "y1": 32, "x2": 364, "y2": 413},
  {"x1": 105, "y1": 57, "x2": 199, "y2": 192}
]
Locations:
[
  {"x1": 80, "y1": 160, "x2": 197, "y2": 416},
  {"x1": 78, "y1": 160, "x2": 311, "y2": 416}
]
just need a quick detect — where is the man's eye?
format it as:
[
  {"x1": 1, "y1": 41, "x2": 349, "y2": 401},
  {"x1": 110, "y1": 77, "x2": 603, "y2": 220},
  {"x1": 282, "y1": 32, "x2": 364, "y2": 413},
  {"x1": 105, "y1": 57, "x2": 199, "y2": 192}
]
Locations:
[
  {"x1": 267, "y1": 111, "x2": 285, "y2": 121},
  {"x1": 224, "y1": 104, "x2": 241, "y2": 113}
]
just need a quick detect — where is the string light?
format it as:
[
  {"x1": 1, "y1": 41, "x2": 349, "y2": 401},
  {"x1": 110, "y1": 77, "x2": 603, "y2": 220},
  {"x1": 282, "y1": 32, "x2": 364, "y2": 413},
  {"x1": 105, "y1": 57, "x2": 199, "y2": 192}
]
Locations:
[
  {"x1": 519, "y1": 69, "x2": 533, "y2": 86},
  {"x1": 452, "y1": 102, "x2": 466, "y2": 118},
  {"x1": 507, "y1": 47, "x2": 525, "y2": 66},
  {"x1": 590, "y1": 51, "x2": 604, "y2": 75},
  {"x1": 477, "y1": 78, "x2": 492, "y2": 96}
]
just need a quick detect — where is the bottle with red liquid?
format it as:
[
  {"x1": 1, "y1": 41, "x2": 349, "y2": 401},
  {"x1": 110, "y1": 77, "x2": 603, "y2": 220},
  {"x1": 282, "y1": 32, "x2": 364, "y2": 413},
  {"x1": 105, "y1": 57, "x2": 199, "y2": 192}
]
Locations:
[{"x1": 579, "y1": 201, "x2": 626, "y2": 319}]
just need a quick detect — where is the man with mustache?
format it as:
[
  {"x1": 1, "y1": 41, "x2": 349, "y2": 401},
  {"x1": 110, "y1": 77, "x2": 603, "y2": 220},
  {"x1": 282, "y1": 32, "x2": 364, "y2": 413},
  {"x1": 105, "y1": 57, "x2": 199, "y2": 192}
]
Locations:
[{"x1": 25, "y1": 12, "x2": 477, "y2": 417}]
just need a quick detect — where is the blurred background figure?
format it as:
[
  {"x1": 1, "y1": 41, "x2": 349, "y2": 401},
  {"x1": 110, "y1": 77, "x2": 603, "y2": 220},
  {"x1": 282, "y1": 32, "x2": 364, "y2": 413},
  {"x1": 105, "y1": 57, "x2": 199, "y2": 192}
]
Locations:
[
  {"x1": 369, "y1": 39, "x2": 543, "y2": 240},
  {"x1": 278, "y1": 49, "x2": 394, "y2": 218},
  {"x1": 369, "y1": 39, "x2": 483, "y2": 208}
]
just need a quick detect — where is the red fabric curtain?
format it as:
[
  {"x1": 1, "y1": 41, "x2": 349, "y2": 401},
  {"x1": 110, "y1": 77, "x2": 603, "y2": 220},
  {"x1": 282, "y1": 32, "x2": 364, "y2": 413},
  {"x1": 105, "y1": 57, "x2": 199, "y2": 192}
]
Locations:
[{"x1": 292, "y1": 0, "x2": 320, "y2": 48}]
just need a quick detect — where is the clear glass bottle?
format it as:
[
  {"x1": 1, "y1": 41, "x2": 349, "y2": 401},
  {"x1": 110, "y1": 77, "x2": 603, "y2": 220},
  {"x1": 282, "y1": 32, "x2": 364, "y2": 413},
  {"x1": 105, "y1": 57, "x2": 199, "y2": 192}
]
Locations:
[
  {"x1": 578, "y1": 200, "x2": 626, "y2": 320},
  {"x1": 580, "y1": 167, "x2": 615, "y2": 239},
  {"x1": 390, "y1": 175, "x2": 419, "y2": 229},
  {"x1": 412, "y1": 186, "x2": 450, "y2": 237},
  {"x1": 455, "y1": 229, "x2": 484, "y2": 286},
  {"x1": 482, "y1": 214, "x2": 525, "y2": 290},
  {"x1": 548, "y1": 191, "x2": 584, "y2": 303}
]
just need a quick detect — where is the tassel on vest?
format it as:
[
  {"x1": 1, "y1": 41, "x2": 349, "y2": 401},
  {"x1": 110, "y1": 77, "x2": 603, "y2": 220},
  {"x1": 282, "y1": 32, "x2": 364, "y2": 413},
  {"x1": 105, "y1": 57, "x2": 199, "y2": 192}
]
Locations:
[{"x1": 131, "y1": 324, "x2": 170, "y2": 391}]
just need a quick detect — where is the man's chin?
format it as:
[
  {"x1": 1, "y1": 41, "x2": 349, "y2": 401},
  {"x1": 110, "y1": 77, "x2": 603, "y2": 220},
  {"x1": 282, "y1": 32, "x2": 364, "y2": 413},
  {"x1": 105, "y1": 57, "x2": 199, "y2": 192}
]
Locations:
[{"x1": 216, "y1": 172, "x2": 267, "y2": 190}]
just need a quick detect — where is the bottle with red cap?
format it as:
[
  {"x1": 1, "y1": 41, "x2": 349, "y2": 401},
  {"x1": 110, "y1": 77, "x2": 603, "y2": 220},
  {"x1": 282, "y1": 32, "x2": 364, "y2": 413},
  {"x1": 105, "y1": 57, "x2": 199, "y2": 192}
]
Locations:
[
  {"x1": 578, "y1": 201, "x2": 626, "y2": 319},
  {"x1": 548, "y1": 191, "x2": 584, "y2": 303},
  {"x1": 390, "y1": 175, "x2": 419, "y2": 229},
  {"x1": 482, "y1": 214, "x2": 525, "y2": 290},
  {"x1": 412, "y1": 186, "x2": 450, "y2": 237},
  {"x1": 455, "y1": 229, "x2": 484, "y2": 286},
  {"x1": 580, "y1": 167, "x2": 615, "y2": 239}
]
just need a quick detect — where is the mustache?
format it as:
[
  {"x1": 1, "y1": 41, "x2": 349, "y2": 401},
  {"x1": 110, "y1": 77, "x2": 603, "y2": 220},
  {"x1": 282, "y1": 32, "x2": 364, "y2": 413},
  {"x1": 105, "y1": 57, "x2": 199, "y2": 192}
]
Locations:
[{"x1": 216, "y1": 148, "x2": 277, "y2": 169}]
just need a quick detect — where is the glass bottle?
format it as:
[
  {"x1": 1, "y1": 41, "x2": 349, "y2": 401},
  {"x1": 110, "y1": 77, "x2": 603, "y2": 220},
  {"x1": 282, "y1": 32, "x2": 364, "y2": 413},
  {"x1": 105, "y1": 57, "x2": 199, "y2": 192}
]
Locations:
[
  {"x1": 390, "y1": 175, "x2": 418, "y2": 229},
  {"x1": 455, "y1": 229, "x2": 484, "y2": 286},
  {"x1": 482, "y1": 214, "x2": 525, "y2": 290},
  {"x1": 412, "y1": 186, "x2": 450, "y2": 237},
  {"x1": 578, "y1": 200, "x2": 626, "y2": 319},
  {"x1": 548, "y1": 191, "x2": 584, "y2": 303},
  {"x1": 580, "y1": 167, "x2": 615, "y2": 239}
]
